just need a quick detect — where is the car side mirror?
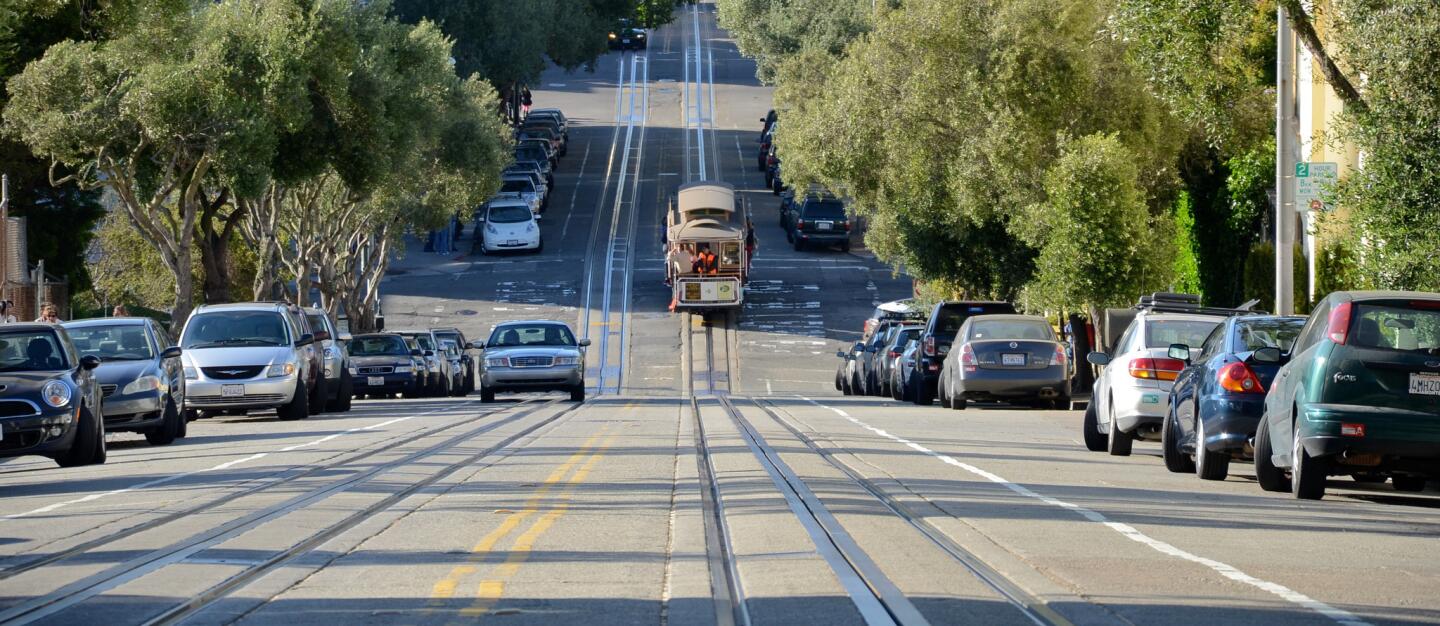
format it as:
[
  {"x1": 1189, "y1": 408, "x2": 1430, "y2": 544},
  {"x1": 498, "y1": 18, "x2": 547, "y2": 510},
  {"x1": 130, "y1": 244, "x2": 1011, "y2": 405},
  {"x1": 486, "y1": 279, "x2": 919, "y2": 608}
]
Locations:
[
  {"x1": 836, "y1": 350, "x2": 847, "y2": 359},
  {"x1": 80, "y1": 355, "x2": 101, "y2": 370},
  {"x1": 313, "y1": 330, "x2": 331, "y2": 342},
  {"x1": 1086, "y1": 352, "x2": 1111, "y2": 366},
  {"x1": 579, "y1": 339, "x2": 592, "y2": 347},
  {"x1": 297, "y1": 333, "x2": 315, "y2": 347},
  {"x1": 469, "y1": 340, "x2": 486, "y2": 350},
  {"x1": 1167, "y1": 343, "x2": 1191, "y2": 363},
  {"x1": 339, "y1": 333, "x2": 352, "y2": 343},
  {"x1": 160, "y1": 346, "x2": 182, "y2": 360},
  {"x1": 1252, "y1": 347, "x2": 1283, "y2": 364},
  {"x1": 411, "y1": 349, "x2": 422, "y2": 357}
]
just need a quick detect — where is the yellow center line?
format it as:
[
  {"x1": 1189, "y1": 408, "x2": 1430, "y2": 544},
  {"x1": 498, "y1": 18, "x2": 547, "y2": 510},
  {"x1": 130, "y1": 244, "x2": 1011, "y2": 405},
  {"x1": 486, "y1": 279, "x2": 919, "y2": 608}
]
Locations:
[
  {"x1": 427, "y1": 424, "x2": 612, "y2": 605},
  {"x1": 457, "y1": 433, "x2": 616, "y2": 618}
]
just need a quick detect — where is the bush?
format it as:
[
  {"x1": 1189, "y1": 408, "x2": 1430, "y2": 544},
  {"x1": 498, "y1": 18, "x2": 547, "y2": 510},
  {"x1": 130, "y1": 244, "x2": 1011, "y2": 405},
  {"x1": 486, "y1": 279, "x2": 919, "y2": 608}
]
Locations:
[{"x1": 1242, "y1": 241, "x2": 1309, "y2": 313}]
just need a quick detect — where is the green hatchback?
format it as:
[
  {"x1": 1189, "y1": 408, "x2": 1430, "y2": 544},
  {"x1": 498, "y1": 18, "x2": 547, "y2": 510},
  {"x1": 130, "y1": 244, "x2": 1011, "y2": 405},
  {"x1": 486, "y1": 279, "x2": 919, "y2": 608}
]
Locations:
[{"x1": 1255, "y1": 291, "x2": 1440, "y2": 499}]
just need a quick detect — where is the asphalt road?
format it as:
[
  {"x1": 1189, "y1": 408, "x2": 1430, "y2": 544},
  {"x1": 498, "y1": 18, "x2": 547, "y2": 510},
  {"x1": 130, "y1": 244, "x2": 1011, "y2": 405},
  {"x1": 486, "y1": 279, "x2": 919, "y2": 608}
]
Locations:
[{"x1": 2, "y1": 3, "x2": 1438, "y2": 625}]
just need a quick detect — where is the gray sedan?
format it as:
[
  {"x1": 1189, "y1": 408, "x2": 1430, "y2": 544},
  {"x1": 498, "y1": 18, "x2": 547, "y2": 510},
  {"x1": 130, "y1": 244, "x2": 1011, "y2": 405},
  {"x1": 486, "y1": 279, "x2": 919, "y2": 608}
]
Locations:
[
  {"x1": 476, "y1": 321, "x2": 589, "y2": 403},
  {"x1": 938, "y1": 314, "x2": 1071, "y2": 410},
  {"x1": 63, "y1": 317, "x2": 187, "y2": 445}
]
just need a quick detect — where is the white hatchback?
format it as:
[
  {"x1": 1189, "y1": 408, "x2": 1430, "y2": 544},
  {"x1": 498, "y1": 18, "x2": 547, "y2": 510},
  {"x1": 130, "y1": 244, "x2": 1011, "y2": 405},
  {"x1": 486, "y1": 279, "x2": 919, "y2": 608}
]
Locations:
[{"x1": 478, "y1": 198, "x2": 541, "y2": 254}]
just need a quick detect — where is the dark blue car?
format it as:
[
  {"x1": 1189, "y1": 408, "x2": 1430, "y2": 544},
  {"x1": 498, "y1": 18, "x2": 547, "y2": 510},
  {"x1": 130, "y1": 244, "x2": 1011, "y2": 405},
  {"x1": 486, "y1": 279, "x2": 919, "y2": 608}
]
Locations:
[{"x1": 1162, "y1": 315, "x2": 1306, "y2": 480}]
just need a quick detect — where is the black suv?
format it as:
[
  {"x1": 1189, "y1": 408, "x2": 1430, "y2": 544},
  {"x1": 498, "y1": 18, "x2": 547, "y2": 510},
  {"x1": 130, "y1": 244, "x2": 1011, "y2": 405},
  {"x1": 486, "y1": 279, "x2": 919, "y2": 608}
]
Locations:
[
  {"x1": 910, "y1": 301, "x2": 1018, "y2": 404},
  {"x1": 783, "y1": 195, "x2": 851, "y2": 252}
]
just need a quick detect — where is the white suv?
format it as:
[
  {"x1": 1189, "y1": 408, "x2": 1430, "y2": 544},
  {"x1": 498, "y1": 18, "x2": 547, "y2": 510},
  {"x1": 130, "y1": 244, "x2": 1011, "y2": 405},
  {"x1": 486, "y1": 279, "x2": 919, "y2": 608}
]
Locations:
[
  {"x1": 1084, "y1": 296, "x2": 1234, "y2": 455},
  {"x1": 179, "y1": 303, "x2": 323, "y2": 420}
]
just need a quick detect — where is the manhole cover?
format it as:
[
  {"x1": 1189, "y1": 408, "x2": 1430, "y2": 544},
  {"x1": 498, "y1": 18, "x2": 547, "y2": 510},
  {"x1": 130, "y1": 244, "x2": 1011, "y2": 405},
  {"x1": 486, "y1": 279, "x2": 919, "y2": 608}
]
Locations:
[{"x1": 455, "y1": 309, "x2": 479, "y2": 316}]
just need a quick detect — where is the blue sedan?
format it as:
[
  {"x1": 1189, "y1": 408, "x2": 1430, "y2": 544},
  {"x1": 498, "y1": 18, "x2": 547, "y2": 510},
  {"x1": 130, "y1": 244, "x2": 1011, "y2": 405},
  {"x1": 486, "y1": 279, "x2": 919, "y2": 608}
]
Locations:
[{"x1": 1162, "y1": 315, "x2": 1306, "y2": 480}]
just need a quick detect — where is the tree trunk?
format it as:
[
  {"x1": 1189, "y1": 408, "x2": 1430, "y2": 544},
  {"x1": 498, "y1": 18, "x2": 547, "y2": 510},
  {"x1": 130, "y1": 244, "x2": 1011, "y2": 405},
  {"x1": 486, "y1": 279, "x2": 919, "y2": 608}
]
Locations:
[
  {"x1": 198, "y1": 229, "x2": 232, "y2": 304},
  {"x1": 1280, "y1": 0, "x2": 1368, "y2": 114}
]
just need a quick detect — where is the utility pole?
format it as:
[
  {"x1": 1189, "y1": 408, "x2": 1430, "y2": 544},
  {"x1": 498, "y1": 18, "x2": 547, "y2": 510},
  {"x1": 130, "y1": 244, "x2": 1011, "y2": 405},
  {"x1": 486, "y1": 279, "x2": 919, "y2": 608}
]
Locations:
[{"x1": 1275, "y1": 6, "x2": 1297, "y2": 315}]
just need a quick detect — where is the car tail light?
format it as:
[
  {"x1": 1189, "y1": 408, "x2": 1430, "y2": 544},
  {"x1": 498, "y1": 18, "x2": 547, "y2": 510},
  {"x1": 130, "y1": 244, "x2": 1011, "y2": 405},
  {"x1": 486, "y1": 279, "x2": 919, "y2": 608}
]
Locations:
[
  {"x1": 1049, "y1": 345, "x2": 1065, "y2": 366},
  {"x1": 795, "y1": 218, "x2": 805, "y2": 229},
  {"x1": 1217, "y1": 362, "x2": 1265, "y2": 393},
  {"x1": 888, "y1": 349, "x2": 900, "y2": 359},
  {"x1": 767, "y1": 154, "x2": 777, "y2": 166},
  {"x1": 843, "y1": 221, "x2": 852, "y2": 232},
  {"x1": 1327, "y1": 301, "x2": 1352, "y2": 344},
  {"x1": 961, "y1": 344, "x2": 977, "y2": 372},
  {"x1": 1341, "y1": 423, "x2": 1366, "y2": 437},
  {"x1": 924, "y1": 336, "x2": 936, "y2": 357},
  {"x1": 1129, "y1": 357, "x2": 1185, "y2": 381}
]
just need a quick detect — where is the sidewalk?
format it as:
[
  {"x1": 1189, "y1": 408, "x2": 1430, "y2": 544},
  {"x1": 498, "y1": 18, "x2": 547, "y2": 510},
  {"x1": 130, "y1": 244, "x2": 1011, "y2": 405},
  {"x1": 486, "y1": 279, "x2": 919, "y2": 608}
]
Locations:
[{"x1": 382, "y1": 230, "x2": 473, "y2": 281}]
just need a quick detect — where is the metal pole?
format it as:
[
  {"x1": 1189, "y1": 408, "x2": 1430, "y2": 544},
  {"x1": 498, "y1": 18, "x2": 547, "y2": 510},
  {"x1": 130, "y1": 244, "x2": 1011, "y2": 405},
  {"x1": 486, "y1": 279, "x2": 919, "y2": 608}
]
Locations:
[
  {"x1": 1275, "y1": 5, "x2": 1296, "y2": 315},
  {"x1": 35, "y1": 259, "x2": 44, "y2": 320}
]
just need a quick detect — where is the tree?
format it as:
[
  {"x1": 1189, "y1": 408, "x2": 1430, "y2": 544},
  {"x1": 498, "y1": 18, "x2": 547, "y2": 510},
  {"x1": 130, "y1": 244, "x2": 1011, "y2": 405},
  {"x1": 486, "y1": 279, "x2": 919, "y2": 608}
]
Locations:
[
  {"x1": 714, "y1": 0, "x2": 872, "y2": 82},
  {"x1": 1016, "y1": 134, "x2": 1176, "y2": 315}
]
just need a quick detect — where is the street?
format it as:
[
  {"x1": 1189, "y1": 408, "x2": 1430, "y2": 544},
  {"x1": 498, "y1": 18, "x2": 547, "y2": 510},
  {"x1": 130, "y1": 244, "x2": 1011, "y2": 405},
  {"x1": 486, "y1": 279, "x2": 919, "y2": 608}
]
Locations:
[{"x1": 1, "y1": 4, "x2": 1438, "y2": 626}]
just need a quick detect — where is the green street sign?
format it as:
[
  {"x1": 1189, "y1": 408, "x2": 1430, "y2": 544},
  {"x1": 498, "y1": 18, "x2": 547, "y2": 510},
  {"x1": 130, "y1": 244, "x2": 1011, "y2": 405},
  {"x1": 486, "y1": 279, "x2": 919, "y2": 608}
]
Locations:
[
  {"x1": 1295, "y1": 162, "x2": 1338, "y2": 212},
  {"x1": 1296, "y1": 162, "x2": 1309, "y2": 177}
]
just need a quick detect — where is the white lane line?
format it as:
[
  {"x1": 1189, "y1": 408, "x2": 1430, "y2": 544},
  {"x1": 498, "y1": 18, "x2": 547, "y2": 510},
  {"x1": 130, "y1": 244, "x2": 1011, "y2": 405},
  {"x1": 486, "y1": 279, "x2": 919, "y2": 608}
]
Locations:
[
  {"x1": 799, "y1": 397, "x2": 1372, "y2": 626},
  {"x1": 1, "y1": 401, "x2": 479, "y2": 522},
  {"x1": 559, "y1": 140, "x2": 593, "y2": 242}
]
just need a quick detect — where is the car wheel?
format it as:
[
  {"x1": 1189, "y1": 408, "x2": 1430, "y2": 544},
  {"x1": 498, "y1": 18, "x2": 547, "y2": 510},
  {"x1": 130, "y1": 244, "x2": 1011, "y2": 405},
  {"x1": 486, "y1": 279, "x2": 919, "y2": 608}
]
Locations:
[
  {"x1": 56, "y1": 403, "x2": 105, "y2": 467},
  {"x1": 327, "y1": 371, "x2": 353, "y2": 412},
  {"x1": 939, "y1": 378, "x2": 953, "y2": 408},
  {"x1": 1161, "y1": 406, "x2": 1194, "y2": 473},
  {"x1": 144, "y1": 398, "x2": 183, "y2": 446},
  {"x1": 308, "y1": 376, "x2": 326, "y2": 415},
  {"x1": 1194, "y1": 417, "x2": 1230, "y2": 481},
  {"x1": 835, "y1": 369, "x2": 844, "y2": 392},
  {"x1": 952, "y1": 392, "x2": 967, "y2": 411},
  {"x1": 1291, "y1": 432, "x2": 1329, "y2": 500},
  {"x1": 793, "y1": 237, "x2": 805, "y2": 251},
  {"x1": 1082, "y1": 401, "x2": 1107, "y2": 452},
  {"x1": 1106, "y1": 400, "x2": 1133, "y2": 456},
  {"x1": 1253, "y1": 413, "x2": 1290, "y2": 492},
  {"x1": 439, "y1": 375, "x2": 452, "y2": 397},
  {"x1": 841, "y1": 241, "x2": 851, "y2": 253},
  {"x1": 1392, "y1": 475, "x2": 1427, "y2": 492},
  {"x1": 571, "y1": 385, "x2": 585, "y2": 403},
  {"x1": 895, "y1": 373, "x2": 909, "y2": 402},
  {"x1": 480, "y1": 386, "x2": 496, "y2": 403},
  {"x1": 278, "y1": 380, "x2": 310, "y2": 421}
]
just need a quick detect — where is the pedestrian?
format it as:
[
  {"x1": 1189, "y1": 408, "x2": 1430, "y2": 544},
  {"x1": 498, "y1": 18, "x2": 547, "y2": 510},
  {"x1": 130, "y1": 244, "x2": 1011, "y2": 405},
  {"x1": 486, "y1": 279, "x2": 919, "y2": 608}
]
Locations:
[
  {"x1": 0, "y1": 301, "x2": 15, "y2": 324},
  {"x1": 521, "y1": 86, "x2": 533, "y2": 116},
  {"x1": 113, "y1": 304, "x2": 130, "y2": 317},
  {"x1": 36, "y1": 302, "x2": 61, "y2": 323},
  {"x1": 745, "y1": 218, "x2": 757, "y2": 269}
]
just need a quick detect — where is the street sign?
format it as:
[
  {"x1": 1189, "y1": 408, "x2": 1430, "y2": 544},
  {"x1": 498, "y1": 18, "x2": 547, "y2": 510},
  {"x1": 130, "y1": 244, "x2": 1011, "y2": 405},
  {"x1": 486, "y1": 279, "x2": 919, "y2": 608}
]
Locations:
[{"x1": 1295, "y1": 161, "x2": 1338, "y2": 212}]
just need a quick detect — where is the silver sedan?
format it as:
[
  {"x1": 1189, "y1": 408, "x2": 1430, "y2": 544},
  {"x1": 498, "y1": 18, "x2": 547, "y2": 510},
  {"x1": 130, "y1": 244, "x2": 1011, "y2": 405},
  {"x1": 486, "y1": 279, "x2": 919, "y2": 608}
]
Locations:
[{"x1": 476, "y1": 321, "x2": 589, "y2": 403}]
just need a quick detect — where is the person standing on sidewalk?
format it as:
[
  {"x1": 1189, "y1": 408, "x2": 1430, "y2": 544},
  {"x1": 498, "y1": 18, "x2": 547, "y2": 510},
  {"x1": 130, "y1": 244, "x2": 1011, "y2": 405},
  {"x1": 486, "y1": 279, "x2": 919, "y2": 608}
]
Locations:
[
  {"x1": 36, "y1": 303, "x2": 61, "y2": 323},
  {"x1": 521, "y1": 86, "x2": 533, "y2": 117}
]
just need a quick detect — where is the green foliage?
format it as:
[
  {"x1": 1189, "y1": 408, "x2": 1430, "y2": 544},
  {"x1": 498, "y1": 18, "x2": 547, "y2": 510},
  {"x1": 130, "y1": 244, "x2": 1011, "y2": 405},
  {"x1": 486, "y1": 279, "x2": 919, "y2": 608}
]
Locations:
[
  {"x1": 714, "y1": 0, "x2": 871, "y2": 83},
  {"x1": 1242, "y1": 241, "x2": 1309, "y2": 313},
  {"x1": 1171, "y1": 191, "x2": 1203, "y2": 297},
  {"x1": 1018, "y1": 134, "x2": 1176, "y2": 312},
  {"x1": 1224, "y1": 138, "x2": 1275, "y2": 232},
  {"x1": 1331, "y1": 2, "x2": 1440, "y2": 291},
  {"x1": 1315, "y1": 239, "x2": 1362, "y2": 298}
]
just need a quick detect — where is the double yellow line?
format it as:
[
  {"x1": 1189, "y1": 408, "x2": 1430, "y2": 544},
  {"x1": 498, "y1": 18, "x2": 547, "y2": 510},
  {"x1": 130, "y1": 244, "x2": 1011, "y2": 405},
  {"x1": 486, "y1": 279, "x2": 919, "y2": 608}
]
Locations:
[{"x1": 428, "y1": 421, "x2": 618, "y2": 619}]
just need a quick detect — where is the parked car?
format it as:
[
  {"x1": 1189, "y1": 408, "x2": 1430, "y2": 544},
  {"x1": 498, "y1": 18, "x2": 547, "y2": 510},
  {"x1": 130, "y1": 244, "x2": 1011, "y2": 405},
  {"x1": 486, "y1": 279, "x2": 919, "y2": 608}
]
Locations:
[
  {"x1": 527, "y1": 109, "x2": 569, "y2": 140},
  {"x1": 858, "y1": 320, "x2": 906, "y2": 396},
  {"x1": 0, "y1": 324, "x2": 105, "y2": 466},
  {"x1": 502, "y1": 174, "x2": 548, "y2": 213},
  {"x1": 757, "y1": 121, "x2": 777, "y2": 172},
  {"x1": 400, "y1": 336, "x2": 432, "y2": 399},
  {"x1": 395, "y1": 329, "x2": 451, "y2": 397},
  {"x1": 783, "y1": 194, "x2": 851, "y2": 252},
  {"x1": 832, "y1": 341, "x2": 866, "y2": 396},
  {"x1": 514, "y1": 156, "x2": 553, "y2": 188},
  {"x1": 303, "y1": 306, "x2": 353, "y2": 413},
  {"x1": 607, "y1": 19, "x2": 647, "y2": 50},
  {"x1": 432, "y1": 327, "x2": 476, "y2": 395},
  {"x1": 504, "y1": 166, "x2": 550, "y2": 203},
  {"x1": 63, "y1": 317, "x2": 186, "y2": 445},
  {"x1": 863, "y1": 298, "x2": 922, "y2": 341},
  {"x1": 476, "y1": 197, "x2": 542, "y2": 255},
  {"x1": 939, "y1": 314, "x2": 1070, "y2": 410},
  {"x1": 877, "y1": 325, "x2": 923, "y2": 398},
  {"x1": 179, "y1": 302, "x2": 323, "y2": 421},
  {"x1": 1162, "y1": 315, "x2": 1306, "y2": 480},
  {"x1": 763, "y1": 143, "x2": 780, "y2": 188},
  {"x1": 519, "y1": 124, "x2": 566, "y2": 157},
  {"x1": 349, "y1": 333, "x2": 423, "y2": 399},
  {"x1": 910, "y1": 301, "x2": 1018, "y2": 405},
  {"x1": 476, "y1": 320, "x2": 589, "y2": 402},
  {"x1": 439, "y1": 339, "x2": 467, "y2": 397},
  {"x1": 892, "y1": 339, "x2": 922, "y2": 402},
  {"x1": 516, "y1": 144, "x2": 556, "y2": 175},
  {"x1": 1256, "y1": 291, "x2": 1440, "y2": 499},
  {"x1": 517, "y1": 136, "x2": 558, "y2": 168}
]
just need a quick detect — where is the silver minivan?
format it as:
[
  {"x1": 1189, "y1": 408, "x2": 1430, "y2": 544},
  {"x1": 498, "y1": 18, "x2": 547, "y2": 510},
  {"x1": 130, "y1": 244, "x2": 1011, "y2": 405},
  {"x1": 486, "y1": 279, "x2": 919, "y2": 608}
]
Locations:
[{"x1": 179, "y1": 303, "x2": 324, "y2": 420}]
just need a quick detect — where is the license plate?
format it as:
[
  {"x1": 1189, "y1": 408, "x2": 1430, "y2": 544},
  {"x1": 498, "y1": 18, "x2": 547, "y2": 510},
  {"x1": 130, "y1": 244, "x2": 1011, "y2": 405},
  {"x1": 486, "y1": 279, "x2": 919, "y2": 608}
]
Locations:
[
  {"x1": 368, "y1": 376, "x2": 385, "y2": 387},
  {"x1": 1409, "y1": 372, "x2": 1440, "y2": 396},
  {"x1": 623, "y1": 39, "x2": 631, "y2": 44},
  {"x1": 506, "y1": 240, "x2": 520, "y2": 246},
  {"x1": 816, "y1": 221, "x2": 833, "y2": 231},
  {"x1": 222, "y1": 384, "x2": 245, "y2": 398},
  {"x1": 1002, "y1": 353, "x2": 1026, "y2": 366}
]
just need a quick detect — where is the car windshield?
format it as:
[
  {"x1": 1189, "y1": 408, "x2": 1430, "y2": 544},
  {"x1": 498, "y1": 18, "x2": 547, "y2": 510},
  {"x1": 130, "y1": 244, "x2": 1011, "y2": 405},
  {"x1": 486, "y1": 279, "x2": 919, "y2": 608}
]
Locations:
[
  {"x1": 182, "y1": 312, "x2": 289, "y2": 349},
  {"x1": 489, "y1": 205, "x2": 532, "y2": 223},
  {"x1": 0, "y1": 330, "x2": 70, "y2": 372},
  {"x1": 892, "y1": 328, "x2": 922, "y2": 347},
  {"x1": 970, "y1": 320, "x2": 1054, "y2": 341},
  {"x1": 405, "y1": 334, "x2": 435, "y2": 350},
  {"x1": 487, "y1": 324, "x2": 577, "y2": 347},
  {"x1": 66, "y1": 324, "x2": 153, "y2": 361},
  {"x1": 351, "y1": 336, "x2": 409, "y2": 356},
  {"x1": 501, "y1": 179, "x2": 534, "y2": 194},
  {"x1": 305, "y1": 314, "x2": 328, "y2": 337},
  {"x1": 803, "y1": 200, "x2": 846, "y2": 219},
  {"x1": 1145, "y1": 319, "x2": 1220, "y2": 350},
  {"x1": 1352, "y1": 303, "x2": 1440, "y2": 353},
  {"x1": 935, "y1": 303, "x2": 1016, "y2": 338},
  {"x1": 1234, "y1": 318, "x2": 1305, "y2": 352}
]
